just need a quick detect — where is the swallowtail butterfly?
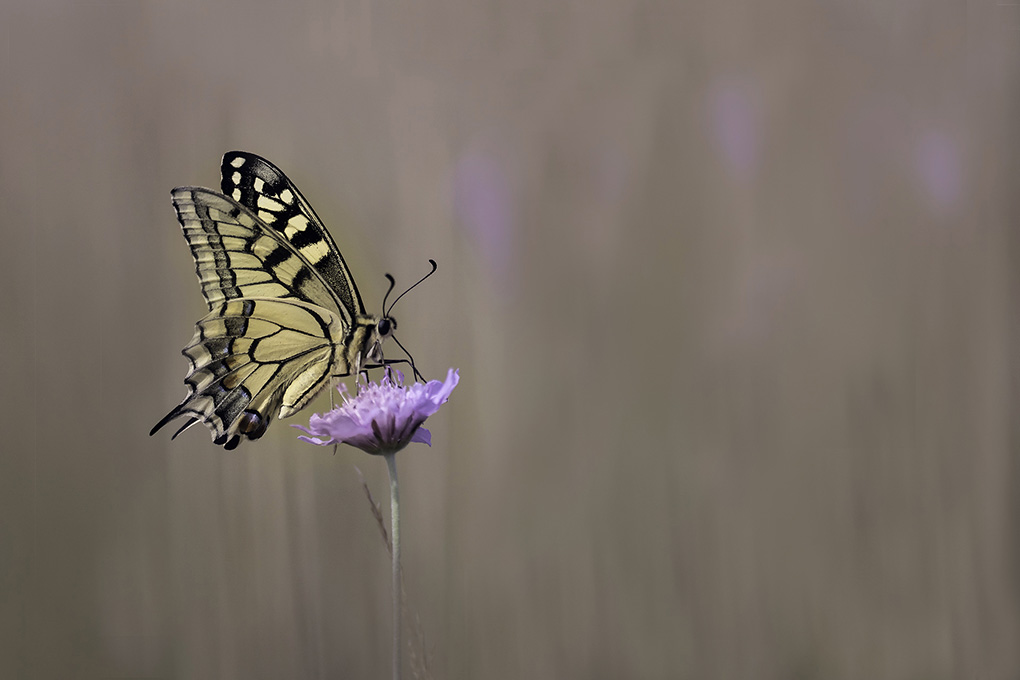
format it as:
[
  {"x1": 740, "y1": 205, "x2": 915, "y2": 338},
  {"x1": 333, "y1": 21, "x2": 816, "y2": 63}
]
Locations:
[{"x1": 152, "y1": 152, "x2": 400, "y2": 449}]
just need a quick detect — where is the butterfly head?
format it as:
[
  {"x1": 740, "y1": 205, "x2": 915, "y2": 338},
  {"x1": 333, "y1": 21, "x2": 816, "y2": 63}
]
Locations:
[{"x1": 366, "y1": 314, "x2": 397, "y2": 364}]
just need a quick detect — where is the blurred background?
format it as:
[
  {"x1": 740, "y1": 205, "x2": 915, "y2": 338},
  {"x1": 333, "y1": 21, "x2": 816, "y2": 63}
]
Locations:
[{"x1": 2, "y1": 1, "x2": 1018, "y2": 678}]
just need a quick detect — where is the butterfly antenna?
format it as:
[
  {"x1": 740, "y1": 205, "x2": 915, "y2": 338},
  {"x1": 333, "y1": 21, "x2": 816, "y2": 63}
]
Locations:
[
  {"x1": 381, "y1": 273, "x2": 398, "y2": 315},
  {"x1": 385, "y1": 259, "x2": 438, "y2": 316},
  {"x1": 391, "y1": 334, "x2": 424, "y2": 382}
]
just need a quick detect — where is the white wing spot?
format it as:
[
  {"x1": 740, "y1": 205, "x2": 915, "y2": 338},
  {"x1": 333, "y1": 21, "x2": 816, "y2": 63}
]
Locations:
[
  {"x1": 254, "y1": 177, "x2": 265, "y2": 192},
  {"x1": 280, "y1": 189, "x2": 294, "y2": 204},
  {"x1": 257, "y1": 195, "x2": 285, "y2": 211},
  {"x1": 232, "y1": 171, "x2": 241, "y2": 184},
  {"x1": 259, "y1": 210, "x2": 276, "y2": 222},
  {"x1": 284, "y1": 215, "x2": 310, "y2": 239},
  {"x1": 230, "y1": 157, "x2": 246, "y2": 168},
  {"x1": 232, "y1": 189, "x2": 242, "y2": 201},
  {"x1": 300, "y1": 241, "x2": 330, "y2": 265}
]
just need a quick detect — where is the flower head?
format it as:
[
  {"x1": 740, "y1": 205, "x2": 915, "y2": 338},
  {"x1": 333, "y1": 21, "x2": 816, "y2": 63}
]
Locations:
[{"x1": 294, "y1": 369, "x2": 459, "y2": 454}]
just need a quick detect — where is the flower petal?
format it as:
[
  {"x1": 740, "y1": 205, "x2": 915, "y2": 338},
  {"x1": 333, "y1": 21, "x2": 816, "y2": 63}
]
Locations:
[
  {"x1": 427, "y1": 369, "x2": 460, "y2": 406},
  {"x1": 296, "y1": 434, "x2": 334, "y2": 446},
  {"x1": 410, "y1": 427, "x2": 432, "y2": 446}
]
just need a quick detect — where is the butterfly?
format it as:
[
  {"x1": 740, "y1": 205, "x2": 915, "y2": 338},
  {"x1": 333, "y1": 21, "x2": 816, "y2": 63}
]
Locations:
[{"x1": 151, "y1": 151, "x2": 419, "y2": 450}]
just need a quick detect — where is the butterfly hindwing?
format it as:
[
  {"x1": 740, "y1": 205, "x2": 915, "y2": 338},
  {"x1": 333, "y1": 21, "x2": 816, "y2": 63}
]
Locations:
[
  {"x1": 151, "y1": 297, "x2": 345, "y2": 449},
  {"x1": 220, "y1": 151, "x2": 366, "y2": 320}
]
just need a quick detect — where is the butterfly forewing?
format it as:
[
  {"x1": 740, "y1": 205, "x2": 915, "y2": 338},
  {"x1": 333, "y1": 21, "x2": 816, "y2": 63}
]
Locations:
[{"x1": 220, "y1": 152, "x2": 366, "y2": 319}]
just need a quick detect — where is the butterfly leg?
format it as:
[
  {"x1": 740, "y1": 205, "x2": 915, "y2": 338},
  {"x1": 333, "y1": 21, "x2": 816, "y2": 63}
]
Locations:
[
  {"x1": 363, "y1": 358, "x2": 424, "y2": 383},
  {"x1": 328, "y1": 368, "x2": 372, "y2": 393},
  {"x1": 391, "y1": 357, "x2": 425, "y2": 382},
  {"x1": 332, "y1": 360, "x2": 423, "y2": 384}
]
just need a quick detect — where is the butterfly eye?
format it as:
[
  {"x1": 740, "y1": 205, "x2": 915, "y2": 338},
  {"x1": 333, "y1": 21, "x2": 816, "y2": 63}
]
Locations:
[{"x1": 378, "y1": 318, "x2": 394, "y2": 336}]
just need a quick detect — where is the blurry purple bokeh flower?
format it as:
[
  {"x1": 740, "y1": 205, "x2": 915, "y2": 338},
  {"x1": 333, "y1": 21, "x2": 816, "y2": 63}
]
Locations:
[
  {"x1": 708, "y1": 81, "x2": 760, "y2": 180},
  {"x1": 453, "y1": 151, "x2": 514, "y2": 287},
  {"x1": 294, "y1": 369, "x2": 459, "y2": 454},
  {"x1": 915, "y1": 128, "x2": 962, "y2": 213}
]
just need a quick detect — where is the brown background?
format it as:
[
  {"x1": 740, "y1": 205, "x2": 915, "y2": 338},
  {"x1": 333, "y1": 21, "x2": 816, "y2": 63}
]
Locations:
[{"x1": 2, "y1": 1, "x2": 1019, "y2": 678}]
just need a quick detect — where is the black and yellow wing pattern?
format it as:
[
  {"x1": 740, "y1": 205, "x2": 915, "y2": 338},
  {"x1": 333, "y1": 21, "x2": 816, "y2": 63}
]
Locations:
[{"x1": 152, "y1": 152, "x2": 386, "y2": 449}]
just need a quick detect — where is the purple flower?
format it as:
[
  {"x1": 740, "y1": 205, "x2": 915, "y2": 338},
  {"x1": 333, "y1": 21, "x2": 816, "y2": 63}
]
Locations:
[
  {"x1": 294, "y1": 369, "x2": 459, "y2": 454},
  {"x1": 708, "y1": 80, "x2": 760, "y2": 181}
]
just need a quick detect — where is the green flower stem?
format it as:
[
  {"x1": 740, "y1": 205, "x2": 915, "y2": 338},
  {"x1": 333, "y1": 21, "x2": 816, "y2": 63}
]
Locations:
[{"x1": 384, "y1": 452, "x2": 401, "y2": 680}]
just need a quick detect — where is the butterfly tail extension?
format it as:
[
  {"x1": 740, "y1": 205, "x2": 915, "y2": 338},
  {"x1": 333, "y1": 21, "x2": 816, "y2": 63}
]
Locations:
[{"x1": 149, "y1": 407, "x2": 197, "y2": 438}]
